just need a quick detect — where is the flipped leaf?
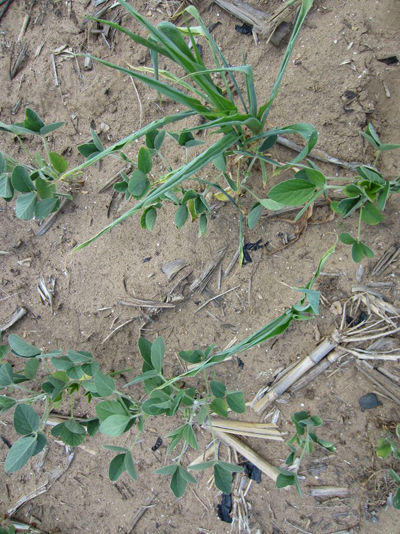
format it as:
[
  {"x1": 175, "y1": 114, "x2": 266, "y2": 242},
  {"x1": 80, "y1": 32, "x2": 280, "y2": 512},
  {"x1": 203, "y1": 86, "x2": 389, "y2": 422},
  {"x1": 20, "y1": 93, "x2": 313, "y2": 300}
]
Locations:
[
  {"x1": 109, "y1": 453, "x2": 126, "y2": 481},
  {"x1": 8, "y1": 335, "x2": 41, "y2": 358},
  {"x1": 268, "y1": 179, "x2": 316, "y2": 206}
]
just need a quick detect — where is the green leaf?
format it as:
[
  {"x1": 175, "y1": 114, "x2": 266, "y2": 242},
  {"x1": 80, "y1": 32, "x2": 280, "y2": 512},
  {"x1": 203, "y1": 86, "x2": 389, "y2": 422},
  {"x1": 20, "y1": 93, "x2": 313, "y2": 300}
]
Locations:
[
  {"x1": 210, "y1": 380, "x2": 226, "y2": 398},
  {"x1": 35, "y1": 198, "x2": 59, "y2": 220},
  {"x1": 154, "y1": 130, "x2": 166, "y2": 150},
  {"x1": 35, "y1": 177, "x2": 55, "y2": 199},
  {"x1": 276, "y1": 471, "x2": 296, "y2": 489},
  {"x1": 4, "y1": 435, "x2": 38, "y2": 472},
  {"x1": 259, "y1": 198, "x2": 285, "y2": 211},
  {"x1": 198, "y1": 214, "x2": 207, "y2": 237},
  {"x1": 197, "y1": 404, "x2": 208, "y2": 425},
  {"x1": 138, "y1": 146, "x2": 152, "y2": 174},
  {"x1": 214, "y1": 153, "x2": 226, "y2": 171},
  {"x1": 226, "y1": 391, "x2": 246, "y2": 413},
  {"x1": 268, "y1": 179, "x2": 316, "y2": 206},
  {"x1": 124, "y1": 450, "x2": 138, "y2": 480},
  {"x1": 11, "y1": 166, "x2": 35, "y2": 192},
  {"x1": 24, "y1": 358, "x2": 40, "y2": 379},
  {"x1": 109, "y1": 453, "x2": 126, "y2": 481},
  {"x1": 58, "y1": 419, "x2": 86, "y2": 446},
  {"x1": 128, "y1": 169, "x2": 149, "y2": 198},
  {"x1": 145, "y1": 207, "x2": 157, "y2": 231},
  {"x1": 96, "y1": 400, "x2": 127, "y2": 421},
  {"x1": 0, "y1": 363, "x2": 14, "y2": 387},
  {"x1": 23, "y1": 108, "x2": 45, "y2": 132},
  {"x1": 295, "y1": 168, "x2": 326, "y2": 188},
  {"x1": 179, "y1": 465, "x2": 197, "y2": 484},
  {"x1": 170, "y1": 466, "x2": 188, "y2": 498},
  {"x1": 217, "y1": 461, "x2": 244, "y2": 473},
  {"x1": 179, "y1": 349, "x2": 204, "y2": 364},
  {"x1": 0, "y1": 152, "x2": 6, "y2": 173},
  {"x1": 77, "y1": 143, "x2": 100, "y2": 159},
  {"x1": 0, "y1": 174, "x2": 13, "y2": 200},
  {"x1": 339, "y1": 232, "x2": 355, "y2": 245},
  {"x1": 15, "y1": 192, "x2": 38, "y2": 220},
  {"x1": 183, "y1": 424, "x2": 198, "y2": 450},
  {"x1": 0, "y1": 345, "x2": 9, "y2": 359},
  {"x1": 151, "y1": 337, "x2": 165, "y2": 373},
  {"x1": 214, "y1": 463, "x2": 233, "y2": 494},
  {"x1": 247, "y1": 203, "x2": 262, "y2": 229},
  {"x1": 67, "y1": 350, "x2": 93, "y2": 364},
  {"x1": 49, "y1": 152, "x2": 68, "y2": 173},
  {"x1": 352, "y1": 242, "x2": 364, "y2": 263},
  {"x1": 8, "y1": 335, "x2": 41, "y2": 358},
  {"x1": 90, "y1": 128, "x2": 104, "y2": 152},
  {"x1": 14, "y1": 404, "x2": 40, "y2": 435},
  {"x1": 259, "y1": 134, "x2": 278, "y2": 151},
  {"x1": 86, "y1": 418, "x2": 101, "y2": 436},
  {"x1": 94, "y1": 371, "x2": 115, "y2": 397},
  {"x1": 32, "y1": 432, "x2": 47, "y2": 456},
  {"x1": 188, "y1": 460, "x2": 215, "y2": 471},
  {"x1": 0, "y1": 395, "x2": 16, "y2": 414},
  {"x1": 175, "y1": 204, "x2": 188, "y2": 229},
  {"x1": 155, "y1": 464, "x2": 178, "y2": 476},
  {"x1": 377, "y1": 180, "x2": 390, "y2": 211},
  {"x1": 393, "y1": 487, "x2": 400, "y2": 510},
  {"x1": 103, "y1": 445, "x2": 129, "y2": 452},
  {"x1": 360, "y1": 242, "x2": 374, "y2": 259},
  {"x1": 361, "y1": 202, "x2": 383, "y2": 225},
  {"x1": 210, "y1": 398, "x2": 228, "y2": 418},
  {"x1": 390, "y1": 469, "x2": 400, "y2": 485},
  {"x1": 40, "y1": 121, "x2": 65, "y2": 136},
  {"x1": 124, "y1": 370, "x2": 159, "y2": 386},
  {"x1": 99, "y1": 414, "x2": 131, "y2": 436}
]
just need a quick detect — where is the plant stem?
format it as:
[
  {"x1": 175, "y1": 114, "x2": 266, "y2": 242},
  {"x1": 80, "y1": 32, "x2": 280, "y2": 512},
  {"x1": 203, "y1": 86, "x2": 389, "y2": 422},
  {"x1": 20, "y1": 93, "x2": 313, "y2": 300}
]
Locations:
[
  {"x1": 156, "y1": 150, "x2": 172, "y2": 172},
  {"x1": 70, "y1": 394, "x2": 74, "y2": 419},
  {"x1": 357, "y1": 209, "x2": 363, "y2": 241},
  {"x1": 373, "y1": 150, "x2": 381, "y2": 168},
  {"x1": 202, "y1": 369, "x2": 218, "y2": 461},
  {"x1": 129, "y1": 429, "x2": 143, "y2": 451},
  {"x1": 39, "y1": 397, "x2": 52, "y2": 430},
  {"x1": 16, "y1": 135, "x2": 35, "y2": 165},
  {"x1": 41, "y1": 136, "x2": 51, "y2": 164}
]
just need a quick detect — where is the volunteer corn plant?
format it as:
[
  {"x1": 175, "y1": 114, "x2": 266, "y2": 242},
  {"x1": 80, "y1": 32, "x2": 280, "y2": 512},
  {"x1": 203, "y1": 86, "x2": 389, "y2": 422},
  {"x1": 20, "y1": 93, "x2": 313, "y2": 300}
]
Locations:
[
  {"x1": 0, "y1": 109, "x2": 73, "y2": 220},
  {"x1": 266, "y1": 123, "x2": 400, "y2": 263},
  {"x1": 376, "y1": 423, "x2": 400, "y2": 509},
  {"x1": 0, "y1": 244, "x2": 335, "y2": 498},
  {"x1": 67, "y1": 0, "x2": 318, "y2": 252},
  {"x1": 276, "y1": 411, "x2": 335, "y2": 495}
]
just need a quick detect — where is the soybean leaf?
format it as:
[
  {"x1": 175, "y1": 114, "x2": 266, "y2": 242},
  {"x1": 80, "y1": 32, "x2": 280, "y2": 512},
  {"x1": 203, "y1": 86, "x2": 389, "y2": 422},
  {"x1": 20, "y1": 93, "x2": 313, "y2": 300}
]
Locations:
[
  {"x1": 138, "y1": 146, "x2": 152, "y2": 174},
  {"x1": 15, "y1": 192, "x2": 37, "y2": 220},
  {"x1": 361, "y1": 123, "x2": 380, "y2": 148},
  {"x1": 4, "y1": 435, "x2": 38, "y2": 473},
  {"x1": 8, "y1": 335, "x2": 41, "y2": 358},
  {"x1": 339, "y1": 233, "x2": 355, "y2": 245},
  {"x1": 197, "y1": 404, "x2": 208, "y2": 425},
  {"x1": 145, "y1": 207, "x2": 157, "y2": 231},
  {"x1": 14, "y1": 404, "x2": 40, "y2": 435},
  {"x1": 23, "y1": 108, "x2": 45, "y2": 132},
  {"x1": 94, "y1": 371, "x2": 115, "y2": 397},
  {"x1": 210, "y1": 380, "x2": 226, "y2": 398},
  {"x1": 103, "y1": 445, "x2": 129, "y2": 452},
  {"x1": 226, "y1": 391, "x2": 246, "y2": 413},
  {"x1": 360, "y1": 242, "x2": 374, "y2": 258},
  {"x1": 128, "y1": 169, "x2": 149, "y2": 198},
  {"x1": 11, "y1": 166, "x2": 35, "y2": 192},
  {"x1": 35, "y1": 177, "x2": 55, "y2": 199},
  {"x1": 67, "y1": 350, "x2": 93, "y2": 364},
  {"x1": 361, "y1": 202, "x2": 383, "y2": 225},
  {"x1": 210, "y1": 398, "x2": 228, "y2": 418},
  {"x1": 99, "y1": 414, "x2": 131, "y2": 436},
  {"x1": 0, "y1": 175, "x2": 13, "y2": 199},
  {"x1": 259, "y1": 198, "x2": 285, "y2": 211},
  {"x1": 179, "y1": 465, "x2": 197, "y2": 484},
  {"x1": 198, "y1": 214, "x2": 207, "y2": 237},
  {"x1": 109, "y1": 453, "x2": 126, "y2": 481},
  {"x1": 188, "y1": 460, "x2": 215, "y2": 471},
  {"x1": 352, "y1": 242, "x2": 364, "y2": 263},
  {"x1": 90, "y1": 128, "x2": 104, "y2": 152},
  {"x1": 268, "y1": 179, "x2": 316, "y2": 206},
  {"x1": 214, "y1": 463, "x2": 233, "y2": 494},
  {"x1": 154, "y1": 130, "x2": 166, "y2": 150},
  {"x1": 179, "y1": 349, "x2": 204, "y2": 364},
  {"x1": 175, "y1": 204, "x2": 188, "y2": 228},
  {"x1": 0, "y1": 396, "x2": 16, "y2": 414},
  {"x1": 183, "y1": 424, "x2": 198, "y2": 450},
  {"x1": 124, "y1": 450, "x2": 138, "y2": 480},
  {"x1": 0, "y1": 363, "x2": 14, "y2": 387},
  {"x1": 151, "y1": 337, "x2": 165, "y2": 373},
  {"x1": 35, "y1": 198, "x2": 59, "y2": 220},
  {"x1": 217, "y1": 461, "x2": 244, "y2": 473},
  {"x1": 247, "y1": 203, "x2": 262, "y2": 229},
  {"x1": 124, "y1": 370, "x2": 159, "y2": 386},
  {"x1": 96, "y1": 400, "x2": 128, "y2": 421},
  {"x1": 49, "y1": 152, "x2": 68, "y2": 173},
  {"x1": 58, "y1": 419, "x2": 86, "y2": 447},
  {"x1": 32, "y1": 432, "x2": 47, "y2": 456},
  {"x1": 78, "y1": 143, "x2": 100, "y2": 159},
  {"x1": 276, "y1": 470, "x2": 297, "y2": 489},
  {"x1": 170, "y1": 466, "x2": 188, "y2": 498},
  {"x1": 40, "y1": 121, "x2": 65, "y2": 136},
  {"x1": 155, "y1": 464, "x2": 178, "y2": 476}
]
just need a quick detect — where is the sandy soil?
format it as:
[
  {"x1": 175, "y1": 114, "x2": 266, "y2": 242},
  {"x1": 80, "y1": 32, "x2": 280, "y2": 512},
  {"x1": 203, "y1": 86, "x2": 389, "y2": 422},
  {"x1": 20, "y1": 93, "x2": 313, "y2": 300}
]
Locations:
[{"x1": 1, "y1": 0, "x2": 400, "y2": 533}]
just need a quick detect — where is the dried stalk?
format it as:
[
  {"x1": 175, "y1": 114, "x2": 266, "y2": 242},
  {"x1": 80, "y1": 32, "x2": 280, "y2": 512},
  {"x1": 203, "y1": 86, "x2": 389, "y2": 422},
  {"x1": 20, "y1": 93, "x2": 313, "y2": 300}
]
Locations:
[
  {"x1": 211, "y1": 428, "x2": 280, "y2": 482},
  {"x1": 0, "y1": 306, "x2": 27, "y2": 331},
  {"x1": 117, "y1": 298, "x2": 175, "y2": 309},
  {"x1": 289, "y1": 349, "x2": 343, "y2": 393},
  {"x1": 252, "y1": 332, "x2": 341, "y2": 414},
  {"x1": 309, "y1": 486, "x2": 350, "y2": 498},
  {"x1": 355, "y1": 361, "x2": 400, "y2": 406},
  {"x1": 205, "y1": 418, "x2": 282, "y2": 440}
]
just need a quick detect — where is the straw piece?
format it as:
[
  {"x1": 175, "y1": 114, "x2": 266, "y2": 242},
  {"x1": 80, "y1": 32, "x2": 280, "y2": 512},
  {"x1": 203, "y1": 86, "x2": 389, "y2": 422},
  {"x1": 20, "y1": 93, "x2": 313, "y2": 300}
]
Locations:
[
  {"x1": 206, "y1": 418, "x2": 283, "y2": 440},
  {"x1": 309, "y1": 486, "x2": 350, "y2": 498},
  {"x1": 289, "y1": 349, "x2": 343, "y2": 393},
  {"x1": 252, "y1": 333, "x2": 341, "y2": 414},
  {"x1": 0, "y1": 306, "x2": 27, "y2": 331},
  {"x1": 355, "y1": 361, "x2": 400, "y2": 406},
  {"x1": 189, "y1": 246, "x2": 227, "y2": 292},
  {"x1": 212, "y1": 428, "x2": 280, "y2": 482}
]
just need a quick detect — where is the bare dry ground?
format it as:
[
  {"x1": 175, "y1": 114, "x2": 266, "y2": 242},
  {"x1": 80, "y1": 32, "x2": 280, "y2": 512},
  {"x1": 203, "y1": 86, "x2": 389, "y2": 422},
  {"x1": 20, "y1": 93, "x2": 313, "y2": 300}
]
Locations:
[{"x1": 1, "y1": 0, "x2": 400, "y2": 533}]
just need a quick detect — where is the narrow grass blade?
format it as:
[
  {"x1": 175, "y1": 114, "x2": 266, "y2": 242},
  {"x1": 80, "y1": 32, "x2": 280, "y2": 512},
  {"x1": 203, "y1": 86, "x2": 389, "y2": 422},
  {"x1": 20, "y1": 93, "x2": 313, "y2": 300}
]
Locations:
[
  {"x1": 258, "y1": 0, "x2": 314, "y2": 124},
  {"x1": 73, "y1": 132, "x2": 240, "y2": 251}
]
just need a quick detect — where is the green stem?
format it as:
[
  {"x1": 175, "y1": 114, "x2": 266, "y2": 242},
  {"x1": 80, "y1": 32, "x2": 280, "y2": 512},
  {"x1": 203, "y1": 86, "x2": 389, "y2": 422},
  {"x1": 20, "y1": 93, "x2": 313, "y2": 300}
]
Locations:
[
  {"x1": 373, "y1": 150, "x2": 381, "y2": 168},
  {"x1": 16, "y1": 135, "x2": 35, "y2": 164},
  {"x1": 357, "y1": 209, "x2": 363, "y2": 241},
  {"x1": 202, "y1": 370, "x2": 218, "y2": 461},
  {"x1": 129, "y1": 429, "x2": 143, "y2": 451},
  {"x1": 41, "y1": 136, "x2": 51, "y2": 164},
  {"x1": 39, "y1": 397, "x2": 52, "y2": 430},
  {"x1": 70, "y1": 394, "x2": 74, "y2": 419},
  {"x1": 156, "y1": 150, "x2": 172, "y2": 172}
]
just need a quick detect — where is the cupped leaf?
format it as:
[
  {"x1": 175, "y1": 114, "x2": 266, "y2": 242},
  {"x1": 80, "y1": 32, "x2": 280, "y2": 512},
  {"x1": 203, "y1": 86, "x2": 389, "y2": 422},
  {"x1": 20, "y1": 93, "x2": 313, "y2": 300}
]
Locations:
[
  {"x1": 351, "y1": 241, "x2": 364, "y2": 263},
  {"x1": 0, "y1": 175, "x2": 13, "y2": 200},
  {"x1": 128, "y1": 169, "x2": 149, "y2": 198},
  {"x1": 175, "y1": 204, "x2": 188, "y2": 228},
  {"x1": 138, "y1": 146, "x2": 152, "y2": 174},
  {"x1": 247, "y1": 203, "x2": 262, "y2": 229},
  {"x1": 124, "y1": 450, "x2": 138, "y2": 480},
  {"x1": 151, "y1": 337, "x2": 165, "y2": 373}
]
